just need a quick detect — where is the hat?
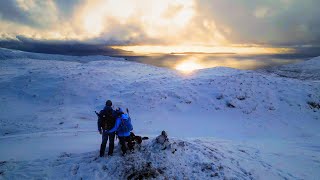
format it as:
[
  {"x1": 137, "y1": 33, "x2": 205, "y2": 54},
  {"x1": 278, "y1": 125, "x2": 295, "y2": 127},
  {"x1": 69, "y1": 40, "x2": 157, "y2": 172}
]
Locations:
[
  {"x1": 116, "y1": 107, "x2": 124, "y2": 116},
  {"x1": 121, "y1": 114, "x2": 129, "y2": 120},
  {"x1": 117, "y1": 107, "x2": 123, "y2": 113},
  {"x1": 105, "y1": 100, "x2": 112, "y2": 106}
]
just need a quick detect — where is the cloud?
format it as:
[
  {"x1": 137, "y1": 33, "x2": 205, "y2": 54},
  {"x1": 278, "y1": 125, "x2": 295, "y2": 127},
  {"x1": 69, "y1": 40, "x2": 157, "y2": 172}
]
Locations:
[
  {"x1": 0, "y1": 0, "x2": 225, "y2": 46},
  {"x1": 0, "y1": 0, "x2": 35, "y2": 26},
  {"x1": 53, "y1": 0, "x2": 85, "y2": 17},
  {"x1": 195, "y1": 0, "x2": 320, "y2": 46},
  {"x1": 0, "y1": 0, "x2": 60, "y2": 28},
  {"x1": 254, "y1": 7, "x2": 271, "y2": 18},
  {"x1": 0, "y1": 0, "x2": 319, "y2": 48}
]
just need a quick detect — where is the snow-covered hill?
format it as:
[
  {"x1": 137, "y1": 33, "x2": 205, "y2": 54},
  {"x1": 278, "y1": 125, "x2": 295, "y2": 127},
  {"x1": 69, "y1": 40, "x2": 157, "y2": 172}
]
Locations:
[
  {"x1": 0, "y1": 138, "x2": 301, "y2": 179},
  {"x1": 0, "y1": 48, "x2": 319, "y2": 179},
  {"x1": 260, "y1": 56, "x2": 320, "y2": 80}
]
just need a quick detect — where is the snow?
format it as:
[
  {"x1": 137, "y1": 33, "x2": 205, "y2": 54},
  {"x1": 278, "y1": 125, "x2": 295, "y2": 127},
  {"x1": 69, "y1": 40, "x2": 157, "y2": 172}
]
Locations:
[
  {"x1": 259, "y1": 56, "x2": 320, "y2": 80},
  {"x1": 0, "y1": 138, "x2": 296, "y2": 179},
  {"x1": 0, "y1": 48, "x2": 319, "y2": 179}
]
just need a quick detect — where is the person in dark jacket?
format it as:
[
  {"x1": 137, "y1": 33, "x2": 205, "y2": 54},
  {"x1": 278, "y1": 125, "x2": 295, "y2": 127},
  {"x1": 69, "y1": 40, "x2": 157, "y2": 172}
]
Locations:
[
  {"x1": 97, "y1": 100, "x2": 117, "y2": 157},
  {"x1": 106, "y1": 108, "x2": 133, "y2": 155}
]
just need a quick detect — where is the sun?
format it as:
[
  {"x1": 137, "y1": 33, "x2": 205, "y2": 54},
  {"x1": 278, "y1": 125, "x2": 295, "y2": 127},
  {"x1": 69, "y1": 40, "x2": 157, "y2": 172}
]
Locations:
[
  {"x1": 83, "y1": 12, "x2": 104, "y2": 36},
  {"x1": 175, "y1": 60, "x2": 204, "y2": 73}
]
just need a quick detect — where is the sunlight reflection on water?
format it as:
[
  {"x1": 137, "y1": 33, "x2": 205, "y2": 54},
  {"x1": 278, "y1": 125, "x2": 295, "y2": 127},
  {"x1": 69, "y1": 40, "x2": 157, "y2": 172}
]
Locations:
[{"x1": 121, "y1": 53, "x2": 308, "y2": 72}]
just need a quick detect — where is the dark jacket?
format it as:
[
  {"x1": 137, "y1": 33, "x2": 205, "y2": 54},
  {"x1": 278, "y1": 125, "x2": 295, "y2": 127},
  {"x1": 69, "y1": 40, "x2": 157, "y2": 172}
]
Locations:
[{"x1": 97, "y1": 105, "x2": 117, "y2": 131}]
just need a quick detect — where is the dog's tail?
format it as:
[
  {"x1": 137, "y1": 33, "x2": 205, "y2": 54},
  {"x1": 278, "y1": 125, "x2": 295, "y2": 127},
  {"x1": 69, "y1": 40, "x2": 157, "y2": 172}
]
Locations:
[{"x1": 142, "y1": 137, "x2": 149, "y2": 140}]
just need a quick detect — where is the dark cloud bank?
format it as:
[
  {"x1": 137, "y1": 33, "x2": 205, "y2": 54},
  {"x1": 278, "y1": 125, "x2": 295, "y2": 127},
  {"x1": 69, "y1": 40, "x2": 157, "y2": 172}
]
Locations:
[
  {"x1": 1, "y1": 36, "x2": 319, "y2": 59},
  {"x1": 0, "y1": 36, "x2": 131, "y2": 56}
]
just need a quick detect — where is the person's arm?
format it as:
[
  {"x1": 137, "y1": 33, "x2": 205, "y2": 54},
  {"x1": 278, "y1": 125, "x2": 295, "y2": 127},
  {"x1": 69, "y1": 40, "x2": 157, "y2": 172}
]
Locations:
[
  {"x1": 97, "y1": 111, "x2": 103, "y2": 134},
  {"x1": 108, "y1": 118, "x2": 120, "y2": 133},
  {"x1": 129, "y1": 117, "x2": 133, "y2": 131},
  {"x1": 97, "y1": 118, "x2": 102, "y2": 134}
]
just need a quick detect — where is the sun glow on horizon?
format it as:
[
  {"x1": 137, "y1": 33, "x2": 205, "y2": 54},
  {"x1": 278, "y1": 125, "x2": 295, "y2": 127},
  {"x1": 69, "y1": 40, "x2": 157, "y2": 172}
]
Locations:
[
  {"x1": 112, "y1": 45, "x2": 295, "y2": 55},
  {"x1": 175, "y1": 59, "x2": 204, "y2": 73}
]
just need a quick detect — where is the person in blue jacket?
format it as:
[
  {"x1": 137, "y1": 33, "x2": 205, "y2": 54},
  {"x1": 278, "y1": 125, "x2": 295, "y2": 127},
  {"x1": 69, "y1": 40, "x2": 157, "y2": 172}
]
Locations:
[{"x1": 106, "y1": 108, "x2": 134, "y2": 155}]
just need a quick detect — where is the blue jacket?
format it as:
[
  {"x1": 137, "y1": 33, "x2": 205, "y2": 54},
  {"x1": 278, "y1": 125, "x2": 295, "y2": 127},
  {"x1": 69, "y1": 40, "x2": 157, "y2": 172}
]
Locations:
[{"x1": 107, "y1": 116, "x2": 132, "y2": 137}]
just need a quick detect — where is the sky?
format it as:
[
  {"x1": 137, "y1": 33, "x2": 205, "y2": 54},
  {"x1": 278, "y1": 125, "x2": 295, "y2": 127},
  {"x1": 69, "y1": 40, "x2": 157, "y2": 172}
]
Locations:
[{"x1": 0, "y1": 0, "x2": 319, "y2": 56}]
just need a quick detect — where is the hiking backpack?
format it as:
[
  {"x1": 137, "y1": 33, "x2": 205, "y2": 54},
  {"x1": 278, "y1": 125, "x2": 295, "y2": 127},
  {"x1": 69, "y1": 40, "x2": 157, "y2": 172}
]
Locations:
[{"x1": 99, "y1": 109, "x2": 115, "y2": 130}]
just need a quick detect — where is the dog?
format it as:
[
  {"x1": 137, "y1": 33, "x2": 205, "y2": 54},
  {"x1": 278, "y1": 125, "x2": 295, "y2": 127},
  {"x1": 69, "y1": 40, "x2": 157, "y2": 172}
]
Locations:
[{"x1": 129, "y1": 132, "x2": 149, "y2": 150}]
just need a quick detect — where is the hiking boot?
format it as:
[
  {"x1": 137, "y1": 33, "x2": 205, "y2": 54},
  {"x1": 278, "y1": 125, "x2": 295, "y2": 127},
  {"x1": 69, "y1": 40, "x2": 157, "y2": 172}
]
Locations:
[
  {"x1": 100, "y1": 144, "x2": 106, "y2": 157},
  {"x1": 100, "y1": 151, "x2": 105, "y2": 157}
]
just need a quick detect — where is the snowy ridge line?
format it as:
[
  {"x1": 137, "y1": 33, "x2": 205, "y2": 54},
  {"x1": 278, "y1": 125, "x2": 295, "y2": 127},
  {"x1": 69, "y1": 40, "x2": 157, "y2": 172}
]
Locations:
[
  {"x1": 0, "y1": 47, "x2": 125, "y2": 62},
  {"x1": 260, "y1": 55, "x2": 320, "y2": 80},
  {"x1": 0, "y1": 129, "x2": 97, "y2": 139},
  {"x1": 0, "y1": 137, "x2": 295, "y2": 179},
  {"x1": 0, "y1": 129, "x2": 156, "y2": 141}
]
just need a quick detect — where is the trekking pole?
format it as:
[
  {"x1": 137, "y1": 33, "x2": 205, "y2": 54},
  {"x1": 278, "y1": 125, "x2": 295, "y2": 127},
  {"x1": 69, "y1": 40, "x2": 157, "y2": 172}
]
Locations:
[
  {"x1": 126, "y1": 108, "x2": 130, "y2": 116},
  {"x1": 94, "y1": 111, "x2": 101, "y2": 118}
]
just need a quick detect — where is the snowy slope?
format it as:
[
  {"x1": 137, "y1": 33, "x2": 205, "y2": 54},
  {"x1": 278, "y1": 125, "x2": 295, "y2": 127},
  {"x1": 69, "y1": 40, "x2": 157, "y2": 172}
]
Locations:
[
  {"x1": 260, "y1": 56, "x2": 320, "y2": 80},
  {"x1": 0, "y1": 48, "x2": 319, "y2": 179},
  {"x1": 0, "y1": 138, "x2": 306, "y2": 180}
]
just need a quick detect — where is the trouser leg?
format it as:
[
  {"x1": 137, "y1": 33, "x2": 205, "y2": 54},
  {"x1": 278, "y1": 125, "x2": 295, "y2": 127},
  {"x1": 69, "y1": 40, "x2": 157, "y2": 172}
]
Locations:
[
  {"x1": 108, "y1": 132, "x2": 115, "y2": 155},
  {"x1": 119, "y1": 136, "x2": 127, "y2": 155},
  {"x1": 100, "y1": 132, "x2": 108, "y2": 157},
  {"x1": 126, "y1": 136, "x2": 134, "y2": 151}
]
